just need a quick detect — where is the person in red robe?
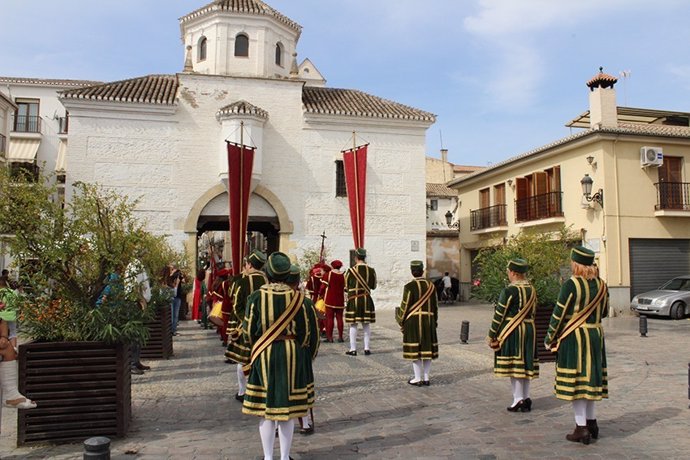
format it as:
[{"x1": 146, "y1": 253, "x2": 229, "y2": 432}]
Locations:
[
  {"x1": 319, "y1": 260, "x2": 346, "y2": 342},
  {"x1": 306, "y1": 263, "x2": 330, "y2": 337}
]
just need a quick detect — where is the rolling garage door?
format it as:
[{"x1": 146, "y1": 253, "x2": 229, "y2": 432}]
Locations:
[{"x1": 629, "y1": 239, "x2": 690, "y2": 298}]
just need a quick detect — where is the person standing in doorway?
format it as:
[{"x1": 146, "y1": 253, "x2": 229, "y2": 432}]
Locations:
[{"x1": 344, "y1": 248, "x2": 377, "y2": 356}]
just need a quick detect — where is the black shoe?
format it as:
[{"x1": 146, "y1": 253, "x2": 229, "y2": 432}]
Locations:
[
  {"x1": 300, "y1": 424, "x2": 314, "y2": 435},
  {"x1": 337, "y1": 337, "x2": 344, "y2": 343},
  {"x1": 422, "y1": 380, "x2": 430, "y2": 386},
  {"x1": 521, "y1": 398, "x2": 532, "y2": 412},
  {"x1": 345, "y1": 350, "x2": 357, "y2": 356},
  {"x1": 364, "y1": 349, "x2": 371, "y2": 355},
  {"x1": 235, "y1": 393, "x2": 244, "y2": 402},
  {"x1": 507, "y1": 400, "x2": 524, "y2": 412},
  {"x1": 135, "y1": 362, "x2": 151, "y2": 371},
  {"x1": 131, "y1": 367, "x2": 144, "y2": 375},
  {"x1": 586, "y1": 419, "x2": 599, "y2": 439},
  {"x1": 408, "y1": 379, "x2": 422, "y2": 387}
]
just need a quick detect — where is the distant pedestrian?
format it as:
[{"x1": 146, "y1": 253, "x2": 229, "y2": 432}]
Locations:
[
  {"x1": 486, "y1": 258, "x2": 539, "y2": 412},
  {"x1": 344, "y1": 248, "x2": 377, "y2": 356},
  {"x1": 395, "y1": 260, "x2": 438, "y2": 386},
  {"x1": 167, "y1": 264, "x2": 185, "y2": 336},
  {"x1": 545, "y1": 246, "x2": 608, "y2": 445}
]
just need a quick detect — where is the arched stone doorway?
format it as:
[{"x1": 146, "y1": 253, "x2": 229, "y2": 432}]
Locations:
[{"x1": 184, "y1": 184, "x2": 294, "y2": 271}]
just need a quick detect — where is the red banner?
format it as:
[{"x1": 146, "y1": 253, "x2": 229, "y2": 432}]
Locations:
[
  {"x1": 227, "y1": 142, "x2": 255, "y2": 276},
  {"x1": 343, "y1": 145, "x2": 368, "y2": 249}
]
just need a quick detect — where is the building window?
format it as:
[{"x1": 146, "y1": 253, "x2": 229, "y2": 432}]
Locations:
[
  {"x1": 515, "y1": 165, "x2": 563, "y2": 222},
  {"x1": 335, "y1": 160, "x2": 347, "y2": 197},
  {"x1": 275, "y1": 42, "x2": 283, "y2": 66},
  {"x1": 235, "y1": 33, "x2": 249, "y2": 57},
  {"x1": 14, "y1": 99, "x2": 40, "y2": 133},
  {"x1": 429, "y1": 199, "x2": 438, "y2": 211},
  {"x1": 198, "y1": 36, "x2": 207, "y2": 62}
]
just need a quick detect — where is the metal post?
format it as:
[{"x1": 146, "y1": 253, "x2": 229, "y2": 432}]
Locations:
[
  {"x1": 460, "y1": 320, "x2": 470, "y2": 344},
  {"x1": 639, "y1": 316, "x2": 648, "y2": 337},
  {"x1": 83, "y1": 436, "x2": 111, "y2": 460}
]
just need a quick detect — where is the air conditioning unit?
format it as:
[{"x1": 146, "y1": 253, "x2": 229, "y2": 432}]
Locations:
[{"x1": 640, "y1": 146, "x2": 663, "y2": 167}]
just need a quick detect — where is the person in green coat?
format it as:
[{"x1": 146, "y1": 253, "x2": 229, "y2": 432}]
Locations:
[
  {"x1": 395, "y1": 260, "x2": 438, "y2": 386},
  {"x1": 544, "y1": 246, "x2": 608, "y2": 445},
  {"x1": 242, "y1": 252, "x2": 318, "y2": 460},
  {"x1": 486, "y1": 258, "x2": 539, "y2": 412},
  {"x1": 344, "y1": 247, "x2": 377, "y2": 356}
]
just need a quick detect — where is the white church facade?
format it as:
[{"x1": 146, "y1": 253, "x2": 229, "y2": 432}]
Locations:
[{"x1": 55, "y1": 0, "x2": 436, "y2": 304}]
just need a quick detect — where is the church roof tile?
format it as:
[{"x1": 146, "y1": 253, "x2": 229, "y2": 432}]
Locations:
[
  {"x1": 59, "y1": 75, "x2": 179, "y2": 105},
  {"x1": 181, "y1": 0, "x2": 301, "y2": 34}
]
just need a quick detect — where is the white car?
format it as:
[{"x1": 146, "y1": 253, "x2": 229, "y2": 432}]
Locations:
[{"x1": 630, "y1": 276, "x2": 690, "y2": 319}]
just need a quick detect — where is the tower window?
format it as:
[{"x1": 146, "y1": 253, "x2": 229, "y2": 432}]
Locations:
[
  {"x1": 335, "y1": 160, "x2": 347, "y2": 197},
  {"x1": 235, "y1": 33, "x2": 249, "y2": 57},
  {"x1": 275, "y1": 42, "x2": 283, "y2": 66},
  {"x1": 198, "y1": 37, "x2": 207, "y2": 62}
]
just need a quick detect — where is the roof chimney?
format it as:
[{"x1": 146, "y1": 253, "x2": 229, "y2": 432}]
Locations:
[
  {"x1": 441, "y1": 148, "x2": 448, "y2": 163},
  {"x1": 587, "y1": 67, "x2": 617, "y2": 129}
]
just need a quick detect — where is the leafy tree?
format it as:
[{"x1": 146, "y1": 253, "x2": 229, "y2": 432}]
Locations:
[
  {"x1": 472, "y1": 226, "x2": 577, "y2": 307},
  {"x1": 0, "y1": 168, "x2": 176, "y2": 344},
  {"x1": 297, "y1": 244, "x2": 332, "y2": 280}
]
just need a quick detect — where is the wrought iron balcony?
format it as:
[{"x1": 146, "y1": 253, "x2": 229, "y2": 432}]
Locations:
[
  {"x1": 13, "y1": 115, "x2": 41, "y2": 133},
  {"x1": 515, "y1": 191, "x2": 563, "y2": 223},
  {"x1": 655, "y1": 182, "x2": 690, "y2": 211},
  {"x1": 470, "y1": 204, "x2": 507, "y2": 231}
]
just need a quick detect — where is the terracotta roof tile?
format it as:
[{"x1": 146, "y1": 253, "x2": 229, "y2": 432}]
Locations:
[
  {"x1": 303, "y1": 86, "x2": 435, "y2": 122},
  {"x1": 587, "y1": 68, "x2": 618, "y2": 89},
  {"x1": 426, "y1": 183, "x2": 458, "y2": 197},
  {"x1": 0, "y1": 76, "x2": 102, "y2": 87},
  {"x1": 181, "y1": 0, "x2": 301, "y2": 35},
  {"x1": 59, "y1": 75, "x2": 178, "y2": 105},
  {"x1": 217, "y1": 100, "x2": 268, "y2": 120}
]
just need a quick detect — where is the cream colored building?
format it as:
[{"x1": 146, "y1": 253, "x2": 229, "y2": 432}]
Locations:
[{"x1": 449, "y1": 69, "x2": 690, "y2": 316}]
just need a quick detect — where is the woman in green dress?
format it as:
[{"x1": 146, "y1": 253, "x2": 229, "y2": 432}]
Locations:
[
  {"x1": 545, "y1": 246, "x2": 608, "y2": 445},
  {"x1": 486, "y1": 258, "x2": 539, "y2": 412}
]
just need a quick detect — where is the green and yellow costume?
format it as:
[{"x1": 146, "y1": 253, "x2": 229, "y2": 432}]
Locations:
[
  {"x1": 242, "y1": 283, "x2": 319, "y2": 421},
  {"x1": 395, "y1": 277, "x2": 438, "y2": 360},
  {"x1": 545, "y1": 276, "x2": 608, "y2": 401},
  {"x1": 487, "y1": 281, "x2": 539, "y2": 379},
  {"x1": 225, "y1": 270, "x2": 267, "y2": 364},
  {"x1": 344, "y1": 264, "x2": 377, "y2": 323}
]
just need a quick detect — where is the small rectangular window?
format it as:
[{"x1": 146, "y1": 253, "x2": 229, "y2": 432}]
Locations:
[
  {"x1": 429, "y1": 199, "x2": 438, "y2": 211},
  {"x1": 336, "y1": 160, "x2": 347, "y2": 197}
]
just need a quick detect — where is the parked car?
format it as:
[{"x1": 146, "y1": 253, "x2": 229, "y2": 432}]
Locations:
[{"x1": 630, "y1": 276, "x2": 690, "y2": 319}]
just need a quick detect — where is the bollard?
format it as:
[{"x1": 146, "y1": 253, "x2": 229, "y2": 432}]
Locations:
[
  {"x1": 460, "y1": 320, "x2": 470, "y2": 344},
  {"x1": 639, "y1": 315, "x2": 648, "y2": 337},
  {"x1": 84, "y1": 436, "x2": 111, "y2": 460}
]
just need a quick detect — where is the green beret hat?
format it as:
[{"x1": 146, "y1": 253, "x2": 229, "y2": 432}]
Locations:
[
  {"x1": 247, "y1": 249, "x2": 267, "y2": 269},
  {"x1": 266, "y1": 252, "x2": 291, "y2": 281},
  {"x1": 285, "y1": 264, "x2": 301, "y2": 284},
  {"x1": 410, "y1": 260, "x2": 424, "y2": 270},
  {"x1": 507, "y1": 258, "x2": 529, "y2": 273},
  {"x1": 355, "y1": 248, "x2": 367, "y2": 259},
  {"x1": 571, "y1": 245, "x2": 595, "y2": 266}
]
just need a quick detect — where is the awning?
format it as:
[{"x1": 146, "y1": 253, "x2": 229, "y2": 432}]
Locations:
[
  {"x1": 56, "y1": 139, "x2": 67, "y2": 172},
  {"x1": 7, "y1": 139, "x2": 40, "y2": 163}
]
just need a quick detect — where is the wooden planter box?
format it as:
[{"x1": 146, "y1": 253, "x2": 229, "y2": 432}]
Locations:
[
  {"x1": 535, "y1": 304, "x2": 556, "y2": 363},
  {"x1": 141, "y1": 305, "x2": 173, "y2": 359},
  {"x1": 17, "y1": 341, "x2": 131, "y2": 446}
]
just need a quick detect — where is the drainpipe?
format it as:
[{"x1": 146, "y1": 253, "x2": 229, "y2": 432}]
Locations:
[{"x1": 613, "y1": 136, "x2": 623, "y2": 286}]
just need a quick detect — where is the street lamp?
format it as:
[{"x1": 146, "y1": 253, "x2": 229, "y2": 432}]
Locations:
[{"x1": 581, "y1": 174, "x2": 603, "y2": 207}]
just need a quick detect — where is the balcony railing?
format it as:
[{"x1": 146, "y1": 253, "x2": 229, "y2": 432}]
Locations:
[
  {"x1": 0, "y1": 133, "x2": 6, "y2": 157},
  {"x1": 13, "y1": 115, "x2": 41, "y2": 133},
  {"x1": 58, "y1": 116, "x2": 69, "y2": 134},
  {"x1": 470, "y1": 204, "x2": 507, "y2": 231},
  {"x1": 515, "y1": 191, "x2": 563, "y2": 223},
  {"x1": 655, "y1": 182, "x2": 690, "y2": 211}
]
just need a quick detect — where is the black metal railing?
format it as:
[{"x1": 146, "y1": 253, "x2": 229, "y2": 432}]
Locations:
[
  {"x1": 13, "y1": 115, "x2": 41, "y2": 133},
  {"x1": 515, "y1": 191, "x2": 563, "y2": 223},
  {"x1": 470, "y1": 204, "x2": 507, "y2": 231},
  {"x1": 58, "y1": 116, "x2": 69, "y2": 134},
  {"x1": 655, "y1": 182, "x2": 690, "y2": 211},
  {"x1": 0, "y1": 133, "x2": 6, "y2": 157}
]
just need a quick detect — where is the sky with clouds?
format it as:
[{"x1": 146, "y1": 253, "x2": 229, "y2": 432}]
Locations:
[{"x1": 2, "y1": 0, "x2": 690, "y2": 166}]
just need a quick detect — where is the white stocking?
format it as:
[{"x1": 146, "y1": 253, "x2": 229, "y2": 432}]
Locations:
[
  {"x1": 301, "y1": 411, "x2": 312, "y2": 427},
  {"x1": 362, "y1": 323, "x2": 371, "y2": 350},
  {"x1": 412, "y1": 360, "x2": 422, "y2": 382},
  {"x1": 585, "y1": 400, "x2": 596, "y2": 420},
  {"x1": 422, "y1": 359, "x2": 431, "y2": 381},
  {"x1": 0, "y1": 361, "x2": 32, "y2": 404},
  {"x1": 572, "y1": 400, "x2": 587, "y2": 426},
  {"x1": 259, "y1": 419, "x2": 276, "y2": 460},
  {"x1": 277, "y1": 419, "x2": 295, "y2": 460},
  {"x1": 522, "y1": 379, "x2": 531, "y2": 399},
  {"x1": 349, "y1": 325, "x2": 358, "y2": 351},
  {"x1": 510, "y1": 377, "x2": 520, "y2": 405},
  {"x1": 237, "y1": 364, "x2": 247, "y2": 396}
]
